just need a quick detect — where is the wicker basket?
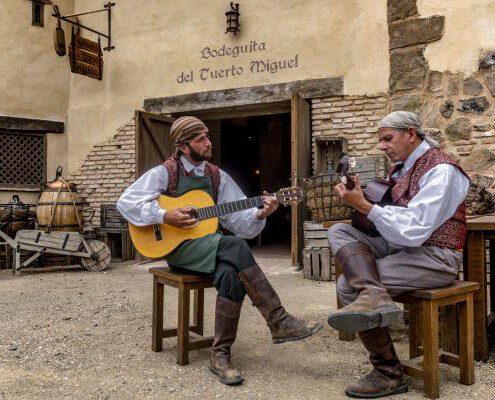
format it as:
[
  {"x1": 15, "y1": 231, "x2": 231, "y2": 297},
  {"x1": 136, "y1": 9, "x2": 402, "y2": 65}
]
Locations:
[{"x1": 303, "y1": 174, "x2": 352, "y2": 222}]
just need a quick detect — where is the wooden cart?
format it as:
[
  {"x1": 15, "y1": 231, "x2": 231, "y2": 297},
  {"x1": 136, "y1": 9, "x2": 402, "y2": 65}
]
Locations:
[{"x1": 0, "y1": 229, "x2": 110, "y2": 273}]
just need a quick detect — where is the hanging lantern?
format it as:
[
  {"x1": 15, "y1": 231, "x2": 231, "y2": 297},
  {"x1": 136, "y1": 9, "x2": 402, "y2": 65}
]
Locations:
[{"x1": 225, "y1": 2, "x2": 240, "y2": 35}]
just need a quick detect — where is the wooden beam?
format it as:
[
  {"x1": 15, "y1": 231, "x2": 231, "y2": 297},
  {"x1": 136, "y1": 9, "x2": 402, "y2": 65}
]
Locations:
[
  {"x1": 144, "y1": 77, "x2": 344, "y2": 114},
  {"x1": 0, "y1": 116, "x2": 65, "y2": 133}
]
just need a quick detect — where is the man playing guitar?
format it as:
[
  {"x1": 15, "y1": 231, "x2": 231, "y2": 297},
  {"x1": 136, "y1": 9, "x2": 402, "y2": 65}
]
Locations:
[
  {"x1": 117, "y1": 116, "x2": 322, "y2": 385},
  {"x1": 327, "y1": 111, "x2": 470, "y2": 399}
]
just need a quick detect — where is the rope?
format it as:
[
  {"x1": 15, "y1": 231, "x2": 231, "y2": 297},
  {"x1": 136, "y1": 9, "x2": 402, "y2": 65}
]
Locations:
[{"x1": 46, "y1": 178, "x2": 83, "y2": 233}]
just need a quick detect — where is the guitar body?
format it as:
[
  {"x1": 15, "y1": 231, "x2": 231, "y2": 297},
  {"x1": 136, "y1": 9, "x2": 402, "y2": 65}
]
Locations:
[
  {"x1": 128, "y1": 190, "x2": 218, "y2": 258},
  {"x1": 351, "y1": 178, "x2": 393, "y2": 236}
]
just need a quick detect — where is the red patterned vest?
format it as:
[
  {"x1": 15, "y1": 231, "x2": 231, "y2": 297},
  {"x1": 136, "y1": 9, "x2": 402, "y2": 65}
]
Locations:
[
  {"x1": 162, "y1": 156, "x2": 221, "y2": 202},
  {"x1": 391, "y1": 148, "x2": 470, "y2": 250}
]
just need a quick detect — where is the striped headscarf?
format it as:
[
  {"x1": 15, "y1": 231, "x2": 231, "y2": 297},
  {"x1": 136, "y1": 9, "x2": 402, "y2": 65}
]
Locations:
[{"x1": 170, "y1": 116, "x2": 208, "y2": 146}]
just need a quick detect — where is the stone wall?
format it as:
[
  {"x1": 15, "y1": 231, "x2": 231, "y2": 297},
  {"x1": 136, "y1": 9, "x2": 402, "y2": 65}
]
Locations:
[
  {"x1": 387, "y1": 0, "x2": 495, "y2": 185},
  {"x1": 70, "y1": 121, "x2": 136, "y2": 228}
]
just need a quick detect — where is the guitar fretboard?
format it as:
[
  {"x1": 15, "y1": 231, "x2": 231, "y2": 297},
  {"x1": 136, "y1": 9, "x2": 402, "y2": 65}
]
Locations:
[{"x1": 197, "y1": 195, "x2": 272, "y2": 220}]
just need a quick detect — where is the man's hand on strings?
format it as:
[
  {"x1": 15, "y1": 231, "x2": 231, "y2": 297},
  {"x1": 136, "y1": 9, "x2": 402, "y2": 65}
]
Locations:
[
  {"x1": 334, "y1": 175, "x2": 373, "y2": 215},
  {"x1": 256, "y1": 191, "x2": 279, "y2": 220},
  {"x1": 163, "y1": 207, "x2": 198, "y2": 228}
]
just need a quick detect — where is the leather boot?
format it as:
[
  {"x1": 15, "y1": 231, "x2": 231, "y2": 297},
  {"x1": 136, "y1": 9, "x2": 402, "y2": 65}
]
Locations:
[
  {"x1": 238, "y1": 264, "x2": 322, "y2": 344},
  {"x1": 209, "y1": 296, "x2": 244, "y2": 385},
  {"x1": 345, "y1": 327, "x2": 408, "y2": 398},
  {"x1": 327, "y1": 242, "x2": 402, "y2": 333}
]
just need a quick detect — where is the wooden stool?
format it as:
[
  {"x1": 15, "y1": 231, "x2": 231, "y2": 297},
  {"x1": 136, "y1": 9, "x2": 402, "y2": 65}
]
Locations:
[
  {"x1": 149, "y1": 266, "x2": 214, "y2": 366},
  {"x1": 394, "y1": 280, "x2": 479, "y2": 399}
]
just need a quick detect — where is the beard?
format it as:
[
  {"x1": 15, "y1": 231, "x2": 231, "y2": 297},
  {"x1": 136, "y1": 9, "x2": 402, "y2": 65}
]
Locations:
[{"x1": 188, "y1": 145, "x2": 212, "y2": 162}]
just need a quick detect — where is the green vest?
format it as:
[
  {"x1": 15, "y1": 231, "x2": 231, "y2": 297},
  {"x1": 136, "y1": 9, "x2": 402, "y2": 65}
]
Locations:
[{"x1": 164, "y1": 172, "x2": 221, "y2": 273}]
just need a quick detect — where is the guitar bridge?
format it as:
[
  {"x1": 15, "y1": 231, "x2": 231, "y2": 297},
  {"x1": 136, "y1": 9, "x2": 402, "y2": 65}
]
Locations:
[{"x1": 153, "y1": 224, "x2": 162, "y2": 241}]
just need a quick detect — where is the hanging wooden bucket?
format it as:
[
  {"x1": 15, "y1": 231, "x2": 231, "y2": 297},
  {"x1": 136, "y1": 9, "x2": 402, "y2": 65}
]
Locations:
[{"x1": 37, "y1": 167, "x2": 84, "y2": 232}]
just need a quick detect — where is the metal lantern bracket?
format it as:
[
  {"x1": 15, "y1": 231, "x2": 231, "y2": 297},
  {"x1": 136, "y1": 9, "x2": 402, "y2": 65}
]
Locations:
[{"x1": 52, "y1": 2, "x2": 115, "y2": 51}]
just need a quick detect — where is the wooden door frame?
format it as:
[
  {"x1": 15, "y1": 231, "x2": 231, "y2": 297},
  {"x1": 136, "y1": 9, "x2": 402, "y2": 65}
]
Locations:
[{"x1": 142, "y1": 77, "x2": 344, "y2": 264}]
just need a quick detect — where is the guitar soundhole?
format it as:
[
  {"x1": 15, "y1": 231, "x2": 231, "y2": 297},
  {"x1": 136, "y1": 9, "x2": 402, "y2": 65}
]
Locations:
[{"x1": 185, "y1": 206, "x2": 200, "y2": 228}]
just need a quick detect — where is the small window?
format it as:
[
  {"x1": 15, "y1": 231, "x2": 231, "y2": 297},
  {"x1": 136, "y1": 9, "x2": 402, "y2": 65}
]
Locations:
[
  {"x1": 32, "y1": 1, "x2": 44, "y2": 27},
  {"x1": 0, "y1": 132, "x2": 46, "y2": 189}
]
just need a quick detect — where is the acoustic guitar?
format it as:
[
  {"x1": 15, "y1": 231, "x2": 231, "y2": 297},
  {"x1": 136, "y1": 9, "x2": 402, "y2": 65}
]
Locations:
[
  {"x1": 128, "y1": 187, "x2": 305, "y2": 258},
  {"x1": 337, "y1": 156, "x2": 392, "y2": 237}
]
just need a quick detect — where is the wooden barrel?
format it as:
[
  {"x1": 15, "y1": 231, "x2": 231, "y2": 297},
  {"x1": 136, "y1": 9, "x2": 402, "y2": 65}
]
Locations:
[{"x1": 37, "y1": 168, "x2": 83, "y2": 232}]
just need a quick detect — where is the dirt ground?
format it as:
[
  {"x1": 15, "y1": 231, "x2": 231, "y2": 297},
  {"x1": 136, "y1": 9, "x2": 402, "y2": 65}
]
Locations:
[{"x1": 1, "y1": 246, "x2": 495, "y2": 400}]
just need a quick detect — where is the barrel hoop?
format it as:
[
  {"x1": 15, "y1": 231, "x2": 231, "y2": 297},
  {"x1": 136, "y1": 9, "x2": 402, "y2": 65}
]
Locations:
[
  {"x1": 37, "y1": 202, "x2": 84, "y2": 206},
  {"x1": 41, "y1": 188, "x2": 78, "y2": 193},
  {"x1": 38, "y1": 224, "x2": 81, "y2": 228}
]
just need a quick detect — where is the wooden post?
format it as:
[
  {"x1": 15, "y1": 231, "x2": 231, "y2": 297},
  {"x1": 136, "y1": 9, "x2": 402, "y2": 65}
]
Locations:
[
  {"x1": 151, "y1": 277, "x2": 164, "y2": 352},
  {"x1": 466, "y1": 231, "x2": 488, "y2": 362},
  {"x1": 423, "y1": 300, "x2": 440, "y2": 399},
  {"x1": 459, "y1": 293, "x2": 475, "y2": 385},
  {"x1": 177, "y1": 285, "x2": 190, "y2": 366}
]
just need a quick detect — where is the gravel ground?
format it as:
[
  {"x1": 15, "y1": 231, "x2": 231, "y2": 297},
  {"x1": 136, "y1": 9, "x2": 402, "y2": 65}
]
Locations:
[{"x1": 1, "y1": 247, "x2": 495, "y2": 400}]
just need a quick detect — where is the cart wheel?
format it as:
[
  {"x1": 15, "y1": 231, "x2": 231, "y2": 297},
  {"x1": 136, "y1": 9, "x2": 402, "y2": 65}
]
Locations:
[{"x1": 80, "y1": 239, "x2": 111, "y2": 272}]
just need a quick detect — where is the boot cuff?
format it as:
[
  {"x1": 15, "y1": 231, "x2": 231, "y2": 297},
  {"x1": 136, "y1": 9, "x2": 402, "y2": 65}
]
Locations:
[
  {"x1": 216, "y1": 296, "x2": 243, "y2": 318},
  {"x1": 335, "y1": 242, "x2": 373, "y2": 264}
]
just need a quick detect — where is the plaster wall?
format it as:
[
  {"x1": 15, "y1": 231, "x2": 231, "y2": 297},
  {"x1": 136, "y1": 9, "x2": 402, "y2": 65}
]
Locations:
[
  {"x1": 418, "y1": 0, "x2": 495, "y2": 75},
  {"x1": 66, "y1": 0, "x2": 390, "y2": 172},
  {"x1": 0, "y1": 0, "x2": 74, "y2": 204}
]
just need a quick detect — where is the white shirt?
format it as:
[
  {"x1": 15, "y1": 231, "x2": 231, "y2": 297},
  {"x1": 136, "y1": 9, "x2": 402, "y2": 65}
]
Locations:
[
  {"x1": 116, "y1": 156, "x2": 266, "y2": 239},
  {"x1": 367, "y1": 140, "x2": 470, "y2": 247}
]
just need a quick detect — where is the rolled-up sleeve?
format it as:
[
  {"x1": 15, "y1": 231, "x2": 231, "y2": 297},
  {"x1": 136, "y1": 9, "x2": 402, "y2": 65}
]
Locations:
[
  {"x1": 367, "y1": 164, "x2": 470, "y2": 247},
  {"x1": 218, "y1": 171, "x2": 266, "y2": 239},
  {"x1": 116, "y1": 166, "x2": 169, "y2": 226}
]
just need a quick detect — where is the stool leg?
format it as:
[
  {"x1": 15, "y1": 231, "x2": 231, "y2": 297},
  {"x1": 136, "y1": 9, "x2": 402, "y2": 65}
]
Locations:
[
  {"x1": 191, "y1": 288, "x2": 205, "y2": 336},
  {"x1": 459, "y1": 294, "x2": 475, "y2": 385},
  {"x1": 152, "y1": 277, "x2": 164, "y2": 352},
  {"x1": 409, "y1": 303, "x2": 421, "y2": 358},
  {"x1": 177, "y1": 285, "x2": 190, "y2": 366},
  {"x1": 423, "y1": 300, "x2": 440, "y2": 399}
]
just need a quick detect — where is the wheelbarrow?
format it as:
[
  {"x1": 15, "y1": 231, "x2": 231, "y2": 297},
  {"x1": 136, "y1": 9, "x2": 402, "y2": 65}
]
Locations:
[{"x1": 0, "y1": 229, "x2": 111, "y2": 273}]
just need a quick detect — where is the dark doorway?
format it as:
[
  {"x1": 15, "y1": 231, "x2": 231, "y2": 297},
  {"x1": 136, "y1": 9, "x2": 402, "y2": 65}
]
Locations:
[{"x1": 218, "y1": 114, "x2": 292, "y2": 246}]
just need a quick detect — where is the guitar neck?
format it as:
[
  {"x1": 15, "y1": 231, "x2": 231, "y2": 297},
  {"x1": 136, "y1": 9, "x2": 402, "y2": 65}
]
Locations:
[{"x1": 197, "y1": 194, "x2": 272, "y2": 220}]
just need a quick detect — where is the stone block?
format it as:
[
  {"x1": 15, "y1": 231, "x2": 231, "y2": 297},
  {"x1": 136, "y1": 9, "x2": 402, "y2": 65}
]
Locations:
[
  {"x1": 423, "y1": 100, "x2": 442, "y2": 129},
  {"x1": 389, "y1": 16, "x2": 444, "y2": 49},
  {"x1": 445, "y1": 117, "x2": 472, "y2": 141},
  {"x1": 390, "y1": 49, "x2": 428, "y2": 92},
  {"x1": 462, "y1": 147, "x2": 495, "y2": 174},
  {"x1": 428, "y1": 71, "x2": 444, "y2": 92},
  {"x1": 483, "y1": 72, "x2": 495, "y2": 97},
  {"x1": 441, "y1": 100, "x2": 454, "y2": 119},
  {"x1": 458, "y1": 97, "x2": 490, "y2": 114},
  {"x1": 447, "y1": 73, "x2": 462, "y2": 95},
  {"x1": 463, "y1": 77, "x2": 484, "y2": 96},
  {"x1": 391, "y1": 95, "x2": 421, "y2": 114},
  {"x1": 479, "y1": 51, "x2": 495, "y2": 70},
  {"x1": 473, "y1": 123, "x2": 492, "y2": 131},
  {"x1": 387, "y1": 0, "x2": 418, "y2": 23}
]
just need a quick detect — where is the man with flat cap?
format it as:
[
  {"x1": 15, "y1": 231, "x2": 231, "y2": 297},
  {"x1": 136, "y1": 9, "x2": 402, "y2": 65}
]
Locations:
[
  {"x1": 326, "y1": 111, "x2": 470, "y2": 398},
  {"x1": 117, "y1": 116, "x2": 322, "y2": 385}
]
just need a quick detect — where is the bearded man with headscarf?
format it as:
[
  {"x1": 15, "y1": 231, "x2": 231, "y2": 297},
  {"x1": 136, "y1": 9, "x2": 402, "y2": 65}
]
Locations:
[
  {"x1": 117, "y1": 116, "x2": 322, "y2": 385},
  {"x1": 326, "y1": 111, "x2": 471, "y2": 398}
]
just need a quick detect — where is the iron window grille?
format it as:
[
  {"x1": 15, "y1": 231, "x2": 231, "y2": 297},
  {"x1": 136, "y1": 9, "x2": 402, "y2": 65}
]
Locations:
[{"x1": 0, "y1": 132, "x2": 46, "y2": 189}]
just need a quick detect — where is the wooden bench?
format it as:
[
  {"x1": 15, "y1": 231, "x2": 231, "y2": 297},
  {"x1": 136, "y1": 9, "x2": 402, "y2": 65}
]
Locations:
[
  {"x1": 149, "y1": 266, "x2": 214, "y2": 366},
  {"x1": 394, "y1": 280, "x2": 479, "y2": 399}
]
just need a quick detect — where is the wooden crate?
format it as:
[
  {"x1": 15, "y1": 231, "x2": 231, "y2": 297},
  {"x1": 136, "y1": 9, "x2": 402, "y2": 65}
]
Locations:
[
  {"x1": 304, "y1": 221, "x2": 332, "y2": 248},
  {"x1": 303, "y1": 247, "x2": 334, "y2": 281}
]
